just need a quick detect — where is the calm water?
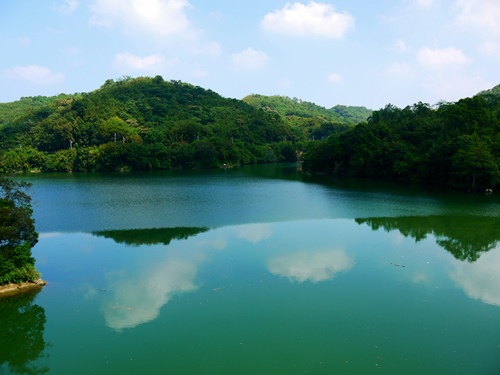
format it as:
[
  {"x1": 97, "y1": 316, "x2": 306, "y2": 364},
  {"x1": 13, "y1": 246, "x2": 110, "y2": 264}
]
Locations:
[{"x1": 1, "y1": 164, "x2": 500, "y2": 374}]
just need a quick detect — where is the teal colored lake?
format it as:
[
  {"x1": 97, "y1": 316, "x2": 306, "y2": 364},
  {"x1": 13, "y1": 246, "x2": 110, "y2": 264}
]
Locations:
[{"x1": 1, "y1": 164, "x2": 500, "y2": 374}]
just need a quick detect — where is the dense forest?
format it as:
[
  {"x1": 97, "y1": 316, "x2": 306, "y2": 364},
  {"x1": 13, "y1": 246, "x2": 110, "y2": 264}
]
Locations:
[
  {"x1": 0, "y1": 76, "x2": 293, "y2": 172},
  {"x1": 0, "y1": 76, "x2": 368, "y2": 173},
  {"x1": 243, "y1": 94, "x2": 371, "y2": 139},
  {"x1": 0, "y1": 76, "x2": 499, "y2": 192},
  {"x1": 303, "y1": 86, "x2": 500, "y2": 192}
]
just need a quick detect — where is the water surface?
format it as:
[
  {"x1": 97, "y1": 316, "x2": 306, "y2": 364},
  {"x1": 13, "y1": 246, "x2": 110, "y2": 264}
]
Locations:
[{"x1": 2, "y1": 164, "x2": 499, "y2": 374}]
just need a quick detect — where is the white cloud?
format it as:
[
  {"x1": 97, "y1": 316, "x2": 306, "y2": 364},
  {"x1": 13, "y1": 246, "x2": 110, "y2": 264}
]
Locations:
[
  {"x1": 479, "y1": 41, "x2": 500, "y2": 55},
  {"x1": 90, "y1": 0, "x2": 193, "y2": 37},
  {"x1": 455, "y1": 0, "x2": 500, "y2": 35},
  {"x1": 450, "y1": 246, "x2": 500, "y2": 307},
  {"x1": 205, "y1": 42, "x2": 222, "y2": 56},
  {"x1": 421, "y1": 71, "x2": 490, "y2": 102},
  {"x1": 231, "y1": 48, "x2": 269, "y2": 71},
  {"x1": 417, "y1": 47, "x2": 471, "y2": 68},
  {"x1": 386, "y1": 62, "x2": 415, "y2": 80},
  {"x1": 326, "y1": 73, "x2": 343, "y2": 84},
  {"x1": 113, "y1": 52, "x2": 166, "y2": 71},
  {"x1": 394, "y1": 39, "x2": 411, "y2": 53},
  {"x1": 261, "y1": 1, "x2": 354, "y2": 38},
  {"x1": 267, "y1": 249, "x2": 354, "y2": 283},
  {"x1": 411, "y1": 272, "x2": 430, "y2": 284},
  {"x1": 412, "y1": 0, "x2": 434, "y2": 8},
  {"x1": 3, "y1": 65, "x2": 65, "y2": 85},
  {"x1": 191, "y1": 68, "x2": 209, "y2": 78},
  {"x1": 236, "y1": 224, "x2": 272, "y2": 244},
  {"x1": 190, "y1": 41, "x2": 222, "y2": 57},
  {"x1": 55, "y1": 0, "x2": 79, "y2": 14}
]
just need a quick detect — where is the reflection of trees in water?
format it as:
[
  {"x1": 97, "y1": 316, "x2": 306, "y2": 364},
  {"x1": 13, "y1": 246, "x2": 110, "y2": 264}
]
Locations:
[
  {"x1": 0, "y1": 290, "x2": 48, "y2": 374},
  {"x1": 356, "y1": 215, "x2": 500, "y2": 262},
  {"x1": 92, "y1": 226, "x2": 209, "y2": 247}
]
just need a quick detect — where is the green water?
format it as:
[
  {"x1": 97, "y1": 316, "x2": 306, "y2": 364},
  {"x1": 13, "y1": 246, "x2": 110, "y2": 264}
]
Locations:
[{"x1": 1, "y1": 164, "x2": 499, "y2": 374}]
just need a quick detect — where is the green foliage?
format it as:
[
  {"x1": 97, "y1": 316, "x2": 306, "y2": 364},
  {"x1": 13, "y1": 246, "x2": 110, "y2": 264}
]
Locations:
[
  {"x1": 304, "y1": 94, "x2": 500, "y2": 192},
  {"x1": 478, "y1": 83, "x2": 500, "y2": 98},
  {"x1": 3, "y1": 76, "x2": 498, "y2": 192},
  {"x1": 0, "y1": 77, "x2": 304, "y2": 172},
  {"x1": 449, "y1": 134, "x2": 499, "y2": 191},
  {"x1": 0, "y1": 175, "x2": 40, "y2": 285},
  {"x1": 0, "y1": 95, "x2": 70, "y2": 129},
  {"x1": 243, "y1": 94, "x2": 372, "y2": 125},
  {"x1": 242, "y1": 94, "x2": 372, "y2": 140},
  {"x1": 0, "y1": 147, "x2": 45, "y2": 173}
]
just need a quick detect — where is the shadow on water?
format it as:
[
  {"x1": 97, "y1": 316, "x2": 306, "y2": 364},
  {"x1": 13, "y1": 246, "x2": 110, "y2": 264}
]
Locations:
[
  {"x1": 0, "y1": 289, "x2": 49, "y2": 374},
  {"x1": 356, "y1": 215, "x2": 500, "y2": 262},
  {"x1": 91, "y1": 226, "x2": 209, "y2": 247}
]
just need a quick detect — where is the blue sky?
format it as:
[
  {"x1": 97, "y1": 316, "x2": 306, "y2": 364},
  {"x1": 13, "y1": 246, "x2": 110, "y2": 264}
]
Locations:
[{"x1": 1, "y1": 0, "x2": 499, "y2": 109}]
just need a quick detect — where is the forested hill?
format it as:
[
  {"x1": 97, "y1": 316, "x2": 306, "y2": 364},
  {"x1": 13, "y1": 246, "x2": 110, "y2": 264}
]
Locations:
[
  {"x1": 303, "y1": 94, "x2": 500, "y2": 192},
  {"x1": 479, "y1": 83, "x2": 500, "y2": 97},
  {"x1": 243, "y1": 94, "x2": 372, "y2": 124},
  {"x1": 1, "y1": 75, "x2": 499, "y2": 192},
  {"x1": 243, "y1": 94, "x2": 372, "y2": 139},
  {"x1": 0, "y1": 76, "x2": 308, "y2": 172},
  {"x1": 0, "y1": 95, "x2": 70, "y2": 128}
]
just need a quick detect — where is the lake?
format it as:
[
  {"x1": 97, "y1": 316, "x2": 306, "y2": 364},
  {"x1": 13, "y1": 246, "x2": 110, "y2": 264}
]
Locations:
[{"x1": 1, "y1": 164, "x2": 500, "y2": 374}]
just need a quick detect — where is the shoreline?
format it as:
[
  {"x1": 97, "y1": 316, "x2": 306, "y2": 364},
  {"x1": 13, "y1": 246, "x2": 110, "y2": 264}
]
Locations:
[{"x1": 0, "y1": 279, "x2": 46, "y2": 297}]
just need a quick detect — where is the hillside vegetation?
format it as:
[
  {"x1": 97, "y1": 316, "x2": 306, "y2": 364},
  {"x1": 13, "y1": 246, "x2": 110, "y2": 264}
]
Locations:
[
  {"x1": 1, "y1": 76, "x2": 499, "y2": 192},
  {"x1": 479, "y1": 83, "x2": 500, "y2": 97},
  {"x1": 303, "y1": 95, "x2": 500, "y2": 192},
  {"x1": 243, "y1": 94, "x2": 371, "y2": 139},
  {"x1": 0, "y1": 95, "x2": 70, "y2": 129},
  {"x1": 0, "y1": 76, "x2": 307, "y2": 172}
]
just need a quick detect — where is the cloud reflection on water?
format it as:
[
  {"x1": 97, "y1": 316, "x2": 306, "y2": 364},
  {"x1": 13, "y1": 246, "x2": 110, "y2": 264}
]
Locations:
[
  {"x1": 450, "y1": 245, "x2": 500, "y2": 307},
  {"x1": 236, "y1": 223, "x2": 272, "y2": 244},
  {"x1": 95, "y1": 229, "x2": 228, "y2": 331},
  {"x1": 267, "y1": 249, "x2": 354, "y2": 283},
  {"x1": 102, "y1": 255, "x2": 202, "y2": 331}
]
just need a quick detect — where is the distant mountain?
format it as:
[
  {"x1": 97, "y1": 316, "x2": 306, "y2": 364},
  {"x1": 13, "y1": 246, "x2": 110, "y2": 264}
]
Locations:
[
  {"x1": 242, "y1": 94, "x2": 372, "y2": 141},
  {"x1": 243, "y1": 94, "x2": 372, "y2": 124}
]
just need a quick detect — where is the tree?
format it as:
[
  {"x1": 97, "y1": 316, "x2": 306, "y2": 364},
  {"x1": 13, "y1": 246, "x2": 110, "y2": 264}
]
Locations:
[
  {"x1": 0, "y1": 175, "x2": 40, "y2": 285},
  {"x1": 450, "y1": 134, "x2": 499, "y2": 192}
]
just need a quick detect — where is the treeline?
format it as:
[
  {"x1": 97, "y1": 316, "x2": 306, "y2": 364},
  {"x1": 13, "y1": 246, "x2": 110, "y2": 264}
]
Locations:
[
  {"x1": 243, "y1": 94, "x2": 372, "y2": 139},
  {"x1": 0, "y1": 76, "x2": 306, "y2": 173},
  {"x1": 303, "y1": 93, "x2": 500, "y2": 192},
  {"x1": 1, "y1": 75, "x2": 499, "y2": 192}
]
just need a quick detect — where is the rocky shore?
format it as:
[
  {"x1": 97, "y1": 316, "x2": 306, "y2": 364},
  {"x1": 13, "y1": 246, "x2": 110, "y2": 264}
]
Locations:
[{"x1": 0, "y1": 279, "x2": 46, "y2": 297}]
